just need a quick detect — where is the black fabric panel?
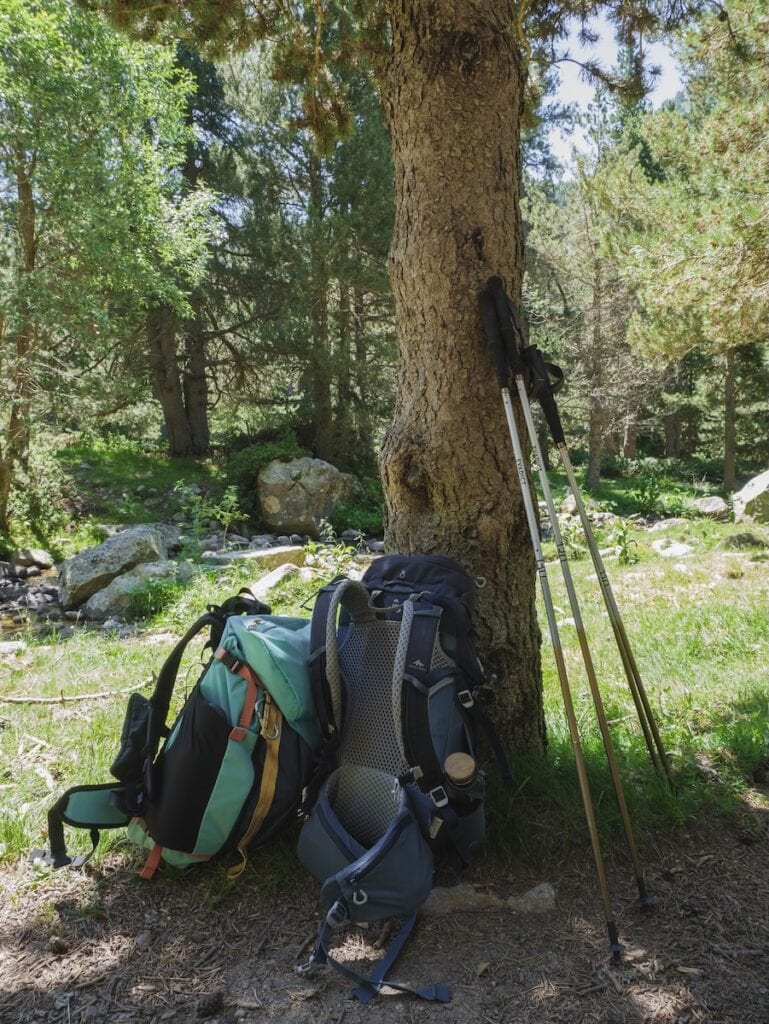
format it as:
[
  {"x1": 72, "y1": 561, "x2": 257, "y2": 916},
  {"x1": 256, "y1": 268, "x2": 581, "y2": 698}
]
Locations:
[{"x1": 144, "y1": 687, "x2": 231, "y2": 852}]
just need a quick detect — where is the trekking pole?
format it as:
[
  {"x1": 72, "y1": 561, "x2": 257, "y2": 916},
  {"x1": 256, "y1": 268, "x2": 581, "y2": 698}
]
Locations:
[
  {"x1": 479, "y1": 285, "x2": 623, "y2": 961},
  {"x1": 520, "y1": 338, "x2": 674, "y2": 790},
  {"x1": 486, "y1": 278, "x2": 654, "y2": 911}
]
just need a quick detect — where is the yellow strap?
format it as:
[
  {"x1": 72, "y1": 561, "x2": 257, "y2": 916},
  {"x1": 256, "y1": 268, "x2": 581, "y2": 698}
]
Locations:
[{"x1": 227, "y1": 700, "x2": 283, "y2": 881}]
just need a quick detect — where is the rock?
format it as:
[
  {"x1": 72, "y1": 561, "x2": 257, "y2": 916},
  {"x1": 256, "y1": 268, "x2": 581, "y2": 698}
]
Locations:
[
  {"x1": 340, "y1": 529, "x2": 362, "y2": 544},
  {"x1": 290, "y1": 534, "x2": 304, "y2": 545},
  {"x1": 0, "y1": 640, "x2": 26, "y2": 656},
  {"x1": 257, "y1": 457, "x2": 357, "y2": 537},
  {"x1": 422, "y1": 882, "x2": 556, "y2": 916},
  {"x1": 733, "y1": 470, "x2": 769, "y2": 524},
  {"x1": 11, "y1": 548, "x2": 55, "y2": 570},
  {"x1": 58, "y1": 526, "x2": 175, "y2": 609},
  {"x1": 366, "y1": 539, "x2": 385, "y2": 554},
  {"x1": 648, "y1": 518, "x2": 687, "y2": 532},
  {"x1": 226, "y1": 534, "x2": 251, "y2": 547},
  {"x1": 651, "y1": 538, "x2": 694, "y2": 558},
  {"x1": 80, "y1": 560, "x2": 184, "y2": 620},
  {"x1": 249, "y1": 535, "x2": 274, "y2": 549},
  {"x1": 276, "y1": 535, "x2": 291, "y2": 546},
  {"x1": 722, "y1": 532, "x2": 768, "y2": 550},
  {"x1": 692, "y1": 495, "x2": 730, "y2": 521},
  {"x1": 202, "y1": 545, "x2": 306, "y2": 570},
  {"x1": 508, "y1": 882, "x2": 558, "y2": 914},
  {"x1": 249, "y1": 563, "x2": 300, "y2": 601},
  {"x1": 135, "y1": 931, "x2": 153, "y2": 952}
]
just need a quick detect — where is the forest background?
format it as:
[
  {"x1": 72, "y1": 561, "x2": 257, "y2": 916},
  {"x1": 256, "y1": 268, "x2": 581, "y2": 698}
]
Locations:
[{"x1": 1, "y1": 0, "x2": 767, "y2": 560}]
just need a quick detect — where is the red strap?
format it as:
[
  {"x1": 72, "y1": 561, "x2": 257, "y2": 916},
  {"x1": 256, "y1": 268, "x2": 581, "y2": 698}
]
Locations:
[{"x1": 139, "y1": 842, "x2": 163, "y2": 880}]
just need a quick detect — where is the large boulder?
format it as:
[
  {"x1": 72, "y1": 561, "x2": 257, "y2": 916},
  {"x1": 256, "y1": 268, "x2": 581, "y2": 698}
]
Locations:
[
  {"x1": 58, "y1": 525, "x2": 175, "y2": 609},
  {"x1": 733, "y1": 470, "x2": 769, "y2": 524},
  {"x1": 80, "y1": 560, "x2": 194, "y2": 620},
  {"x1": 692, "y1": 495, "x2": 730, "y2": 522},
  {"x1": 257, "y1": 458, "x2": 357, "y2": 537}
]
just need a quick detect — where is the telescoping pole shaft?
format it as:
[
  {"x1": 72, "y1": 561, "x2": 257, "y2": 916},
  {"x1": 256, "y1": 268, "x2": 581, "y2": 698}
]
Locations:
[
  {"x1": 555, "y1": 443, "x2": 673, "y2": 787},
  {"x1": 511, "y1": 370, "x2": 653, "y2": 910},
  {"x1": 519, "y1": 336, "x2": 673, "y2": 788},
  {"x1": 480, "y1": 288, "x2": 622, "y2": 959}
]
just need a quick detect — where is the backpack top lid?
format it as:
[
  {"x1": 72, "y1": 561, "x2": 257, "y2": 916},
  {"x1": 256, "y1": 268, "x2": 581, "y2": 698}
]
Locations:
[
  {"x1": 221, "y1": 614, "x2": 322, "y2": 751},
  {"x1": 360, "y1": 553, "x2": 478, "y2": 616}
]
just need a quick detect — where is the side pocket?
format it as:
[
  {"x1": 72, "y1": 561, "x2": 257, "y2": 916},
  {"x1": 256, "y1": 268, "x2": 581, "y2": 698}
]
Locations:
[{"x1": 143, "y1": 687, "x2": 233, "y2": 853}]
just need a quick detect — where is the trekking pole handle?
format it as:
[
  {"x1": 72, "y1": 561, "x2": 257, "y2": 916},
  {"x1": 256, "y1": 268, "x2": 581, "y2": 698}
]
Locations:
[
  {"x1": 486, "y1": 276, "x2": 524, "y2": 375},
  {"x1": 479, "y1": 288, "x2": 510, "y2": 388},
  {"x1": 524, "y1": 345, "x2": 566, "y2": 446}
]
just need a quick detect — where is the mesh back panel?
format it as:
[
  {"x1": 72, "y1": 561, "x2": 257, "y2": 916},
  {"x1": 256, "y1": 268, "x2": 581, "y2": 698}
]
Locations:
[
  {"x1": 337, "y1": 620, "x2": 408, "y2": 778},
  {"x1": 329, "y1": 765, "x2": 403, "y2": 849}
]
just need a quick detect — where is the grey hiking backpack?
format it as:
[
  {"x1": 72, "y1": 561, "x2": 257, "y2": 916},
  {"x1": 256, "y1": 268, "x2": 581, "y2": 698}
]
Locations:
[{"x1": 296, "y1": 554, "x2": 510, "y2": 1002}]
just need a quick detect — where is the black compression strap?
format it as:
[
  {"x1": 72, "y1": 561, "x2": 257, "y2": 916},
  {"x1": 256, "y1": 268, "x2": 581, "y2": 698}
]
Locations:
[
  {"x1": 146, "y1": 611, "x2": 222, "y2": 761},
  {"x1": 523, "y1": 344, "x2": 566, "y2": 445},
  {"x1": 309, "y1": 583, "x2": 338, "y2": 738}
]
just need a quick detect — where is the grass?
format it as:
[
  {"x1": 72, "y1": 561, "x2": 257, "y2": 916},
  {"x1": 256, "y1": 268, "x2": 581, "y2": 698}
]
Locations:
[
  {"x1": 1, "y1": 481, "x2": 767, "y2": 892},
  {"x1": 495, "y1": 516, "x2": 769, "y2": 862},
  {"x1": 56, "y1": 436, "x2": 218, "y2": 525}
]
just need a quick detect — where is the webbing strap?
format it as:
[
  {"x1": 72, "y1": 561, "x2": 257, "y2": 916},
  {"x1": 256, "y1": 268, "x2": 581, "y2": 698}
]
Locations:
[
  {"x1": 311, "y1": 910, "x2": 450, "y2": 1003},
  {"x1": 227, "y1": 701, "x2": 284, "y2": 880},
  {"x1": 139, "y1": 841, "x2": 163, "y2": 880},
  {"x1": 215, "y1": 647, "x2": 262, "y2": 742},
  {"x1": 147, "y1": 611, "x2": 223, "y2": 764}
]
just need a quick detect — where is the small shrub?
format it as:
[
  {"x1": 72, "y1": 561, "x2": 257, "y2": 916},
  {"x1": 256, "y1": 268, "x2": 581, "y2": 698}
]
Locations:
[
  {"x1": 125, "y1": 576, "x2": 186, "y2": 620},
  {"x1": 607, "y1": 517, "x2": 639, "y2": 565},
  {"x1": 329, "y1": 476, "x2": 384, "y2": 537},
  {"x1": 174, "y1": 483, "x2": 242, "y2": 560},
  {"x1": 222, "y1": 429, "x2": 309, "y2": 519}
]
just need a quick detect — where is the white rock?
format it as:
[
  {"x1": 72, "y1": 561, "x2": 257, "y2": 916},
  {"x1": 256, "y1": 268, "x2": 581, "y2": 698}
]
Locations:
[
  {"x1": 733, "y1": 470, "x2": 769, "y2": 524},
  {"x1": 0, "y1": 640, "x2": 26, "y2": 656},
  {"x1": 203, "y1": 545, "x2": 306, "y2": 569},
  {"x1": 651, "y1": 539, "x2": 694, "y2": 558}
]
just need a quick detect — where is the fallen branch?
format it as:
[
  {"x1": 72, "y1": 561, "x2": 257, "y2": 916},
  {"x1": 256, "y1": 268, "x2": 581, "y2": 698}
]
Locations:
[{"x1": 0, "y1": 681, "x2": 149, "y2": 705}]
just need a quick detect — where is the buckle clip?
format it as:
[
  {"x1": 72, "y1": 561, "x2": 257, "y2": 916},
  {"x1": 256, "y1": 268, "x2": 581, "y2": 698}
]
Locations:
[
  {"x1": 326, "y1": 900, "x2": 349, "y2": 931},
  {"x1": 429, "y1": 786, "x2": 449, "y2": 808},
  {"x1": 457, "y1": 689, "x2": 475, "y2": 709}
]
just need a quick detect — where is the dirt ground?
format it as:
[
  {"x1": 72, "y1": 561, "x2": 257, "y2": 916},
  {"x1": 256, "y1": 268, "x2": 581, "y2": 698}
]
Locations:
[{"x1": 1, "y1": 804, "x2": 768, "y2": 1024}]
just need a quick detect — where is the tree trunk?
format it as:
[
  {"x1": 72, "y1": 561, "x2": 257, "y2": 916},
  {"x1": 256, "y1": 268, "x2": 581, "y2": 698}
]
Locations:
[
  {"x1": 663, "y1": 413, "x2": 680, "y2": 458},
  {"x1": 623, "y1": 416, "x2": 637, "y2": 459},
  {"x1": 381, "y1": 3, "x2": 543, "y2": 750},
  {"x1": 723, "y1": 347, "x2": 737, "y2": 491},
  {"x1": 147, "y1": 306, "x2": 195, "y2": 457},
  {"x1": 307, "y1": 151, "x2": 334, "y2": 461},
  {"x1": 0, "y1": 153, "x2": 37, "y2": 534},
  {"x1": 182, "y1": 297, "x2": 211, "y2": 456},
  {"x1": 585, "y1": 399, "x2": 605, "y2": 492}
]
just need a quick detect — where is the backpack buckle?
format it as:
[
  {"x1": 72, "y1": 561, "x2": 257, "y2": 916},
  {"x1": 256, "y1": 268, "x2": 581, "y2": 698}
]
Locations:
[
  {"x1": 457, "y1": 689, "x2": 475, "y2": 709},
  {"x1": 429, "y1": 786, "x2": 449, "y2": 808},
  {"x1": 326, "y1": 900, "x2": 350, "y2": 931}
]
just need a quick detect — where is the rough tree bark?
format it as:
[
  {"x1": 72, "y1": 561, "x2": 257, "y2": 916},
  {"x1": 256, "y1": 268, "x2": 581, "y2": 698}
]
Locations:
[{"x1": 380, "y1": 3, "x2": 544, "y2": 750}]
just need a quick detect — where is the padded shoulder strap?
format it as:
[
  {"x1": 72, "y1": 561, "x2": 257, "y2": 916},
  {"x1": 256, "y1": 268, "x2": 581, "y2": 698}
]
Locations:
[
  {"x1": 324, "y1": 579, "x2": 375, "y2": 733},
  {"x1": 146, "y1": 611, "x2": 223, "y2": 761}
]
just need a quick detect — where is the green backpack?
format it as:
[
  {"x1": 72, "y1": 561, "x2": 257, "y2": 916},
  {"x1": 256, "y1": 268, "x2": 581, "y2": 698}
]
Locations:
[{"x1": 32, "y1": 593, "x2": 321, "y2": 879}]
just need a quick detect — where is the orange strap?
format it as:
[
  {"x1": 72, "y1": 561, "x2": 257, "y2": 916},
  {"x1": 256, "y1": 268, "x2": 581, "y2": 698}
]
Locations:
[
  {"x1": 139, "y1": 842, "x2": 163, "y2": 880},
  {"x1": 227, "y1": 700, "x2": 283, "y2": 881},
  {"x1": 215, "y1": 647, "x2": 263, "y2": 742}
]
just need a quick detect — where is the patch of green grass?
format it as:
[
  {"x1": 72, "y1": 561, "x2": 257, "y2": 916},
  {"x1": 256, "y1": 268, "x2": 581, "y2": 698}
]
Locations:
[
  {"x1": 56, "y1": 435, "x2": 217, "y2": 523},
  {"x1": 490, "y1": 530, "x2": 769, "y2": 864}
]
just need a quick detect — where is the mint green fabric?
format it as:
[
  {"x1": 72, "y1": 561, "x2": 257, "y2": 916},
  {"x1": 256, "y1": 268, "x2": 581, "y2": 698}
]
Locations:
[
  {"x1": 192, "y1": 727, "x2": 257, "y2": 855},
  {"x1": 65, "y1": 788, "x2": 130, "y2": 828},
  {"x1": 221, "y1": 615, "x2": 320, "y2": 750}
]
